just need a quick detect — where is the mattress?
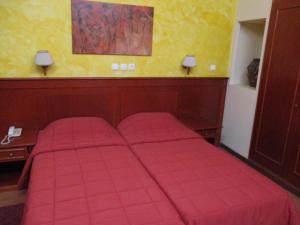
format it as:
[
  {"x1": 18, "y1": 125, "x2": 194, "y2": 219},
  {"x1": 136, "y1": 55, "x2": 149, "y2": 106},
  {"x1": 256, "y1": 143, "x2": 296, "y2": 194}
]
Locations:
[
  {"x1": 118, "y1": 113, "x2": 300, "y2": 225},
  {"x1": 20, "y1": 117, "x2": 184, "y2": 225}
]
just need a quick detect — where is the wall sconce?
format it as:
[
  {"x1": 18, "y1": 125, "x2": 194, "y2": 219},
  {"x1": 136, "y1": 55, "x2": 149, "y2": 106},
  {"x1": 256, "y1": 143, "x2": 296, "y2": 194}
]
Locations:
[
  {"x1": 35, "y1": 50, "x2": 53, "y2": 76},
  {"x1": 182, "y1": 55, "x2": 197, "y2": 75}
]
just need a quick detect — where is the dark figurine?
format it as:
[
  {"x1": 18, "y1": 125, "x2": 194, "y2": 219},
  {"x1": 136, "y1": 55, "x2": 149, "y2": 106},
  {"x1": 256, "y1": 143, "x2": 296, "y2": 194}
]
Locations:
[{"x1": 247, "y1": 58, "x2": 260, "y2": 88}]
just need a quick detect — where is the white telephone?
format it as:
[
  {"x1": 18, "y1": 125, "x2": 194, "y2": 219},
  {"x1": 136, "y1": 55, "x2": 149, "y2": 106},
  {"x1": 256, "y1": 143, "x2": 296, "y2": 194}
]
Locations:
[
  {"x1": 8, "y1": 126, "x2": 22, "y2": 137},
  {"x1": 1, "y1": 126, "x2": 22, "y2": 145}
]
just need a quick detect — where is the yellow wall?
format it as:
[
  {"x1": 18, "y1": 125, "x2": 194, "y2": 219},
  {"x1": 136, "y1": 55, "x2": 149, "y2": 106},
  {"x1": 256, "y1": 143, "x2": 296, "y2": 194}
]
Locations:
[{"x1": 0, "y1": 0, "x2": 237, "y2": 78}]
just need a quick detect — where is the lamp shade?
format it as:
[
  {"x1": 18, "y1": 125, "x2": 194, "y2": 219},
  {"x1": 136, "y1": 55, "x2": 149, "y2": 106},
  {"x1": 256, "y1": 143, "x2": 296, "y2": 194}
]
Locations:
[
  {"x1": 35, "y1": 50, "x2": 53, "y2": 66},
  {"x1": 182, "y1": 55, "x2": 197, "y2": 68}
]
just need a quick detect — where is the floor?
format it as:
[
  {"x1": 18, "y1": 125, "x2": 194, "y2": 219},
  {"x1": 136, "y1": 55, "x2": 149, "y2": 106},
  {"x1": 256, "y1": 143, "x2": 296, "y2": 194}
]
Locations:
[{"x1": 290, "y1": 193, "x2": 300, "y2": 212}]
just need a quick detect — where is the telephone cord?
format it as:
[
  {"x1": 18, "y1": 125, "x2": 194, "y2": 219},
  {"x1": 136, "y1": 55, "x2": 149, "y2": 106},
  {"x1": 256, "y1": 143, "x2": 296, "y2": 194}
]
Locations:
[{"x1": 1, "y1": 135, "x2": 11, "y2": 145}]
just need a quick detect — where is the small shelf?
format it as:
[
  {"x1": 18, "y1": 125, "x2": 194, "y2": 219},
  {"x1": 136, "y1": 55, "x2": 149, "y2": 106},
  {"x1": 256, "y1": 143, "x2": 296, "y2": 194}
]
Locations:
[
  {"x1": 0, "y1": 129, "x2": 38, "y2": 192},
  {"x1": 0, "y1": 161, "x2": 24, "y2": 192},
  {"x1": 230, "y1": 19, "x2": 267, "y2": 88}
]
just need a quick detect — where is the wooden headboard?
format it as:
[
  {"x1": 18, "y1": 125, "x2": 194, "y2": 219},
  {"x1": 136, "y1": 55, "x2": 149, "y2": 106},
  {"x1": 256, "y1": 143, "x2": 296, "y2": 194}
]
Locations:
[{"x1": 0, "y1": 78, "x2": 228, "y2": 131}]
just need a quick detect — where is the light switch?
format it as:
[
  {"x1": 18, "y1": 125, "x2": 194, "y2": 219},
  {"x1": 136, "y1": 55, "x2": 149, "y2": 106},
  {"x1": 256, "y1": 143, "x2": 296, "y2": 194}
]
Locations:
[
  {"x1": 128, "y1": 63, "x2": 136, "y2": 71},
  {"x1": 210, "y1": 64, "x2": 217, "y2": 71},
  {"x1": 112, "y1": 63, "x2": 119, "y2": 71},
  {"x1": 120, "y1": 64, "x2": 127, "y2": 71}
]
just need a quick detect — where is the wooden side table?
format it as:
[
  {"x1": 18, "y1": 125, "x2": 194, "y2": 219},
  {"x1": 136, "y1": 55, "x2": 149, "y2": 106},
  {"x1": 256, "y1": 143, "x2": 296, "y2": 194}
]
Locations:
[
  {"x1": 179, "y1": 117, "x2": 221, "y2": 146},
  {"x1": 0, "y1": 129, "x2": 38, "y2": 192}
]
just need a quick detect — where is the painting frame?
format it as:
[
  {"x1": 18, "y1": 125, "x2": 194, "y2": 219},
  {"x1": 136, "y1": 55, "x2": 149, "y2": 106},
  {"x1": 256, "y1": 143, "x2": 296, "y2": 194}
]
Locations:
[{"x1": 71, "y1": 0, "x2": 154, "y2": 56}]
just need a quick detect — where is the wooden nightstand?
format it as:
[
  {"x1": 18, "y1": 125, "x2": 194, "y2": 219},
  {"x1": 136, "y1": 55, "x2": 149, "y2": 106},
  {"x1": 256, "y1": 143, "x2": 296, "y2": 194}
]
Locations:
[
  {"x1": 0, "y1": 129, "x2": 38, "y2": 192},
  {"x1": 179, "y1": 117, "x2": 221, "y2": 146}
]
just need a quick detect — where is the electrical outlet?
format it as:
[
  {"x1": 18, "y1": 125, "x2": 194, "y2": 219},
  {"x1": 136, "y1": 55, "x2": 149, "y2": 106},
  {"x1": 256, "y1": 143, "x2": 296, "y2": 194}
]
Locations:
[
  {"x1": 128, "y1": 64, "x2": 136, "y2": 71},
  {"x1": 210, "y1": 64, "x2": 217, "y2": 71},
  {"x1": 120, "y1": 64, "x2": 127, "y2": 71},
  {"x1": 112, "y1": 63, "x2": 119, "y2": 71}
]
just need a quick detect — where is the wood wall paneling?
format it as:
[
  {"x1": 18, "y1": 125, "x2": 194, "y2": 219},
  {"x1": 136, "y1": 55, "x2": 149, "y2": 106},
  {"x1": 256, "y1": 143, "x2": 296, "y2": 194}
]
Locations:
[
  {"x1": 118, "y1": 87, "x2": 179, "y2": 123},
  {"x1": 45, "y1": 88, "x2": 116, "y2": 125},
  {"x1": 0, "y1": 78, "x2": 228, "y2": 131}
]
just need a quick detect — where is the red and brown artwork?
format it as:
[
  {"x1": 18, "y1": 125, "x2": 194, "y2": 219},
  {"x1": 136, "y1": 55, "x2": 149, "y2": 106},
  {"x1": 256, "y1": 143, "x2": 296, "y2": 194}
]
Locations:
[{"x1": 72, "y1": 0, "x2": 154, "y2": 56}]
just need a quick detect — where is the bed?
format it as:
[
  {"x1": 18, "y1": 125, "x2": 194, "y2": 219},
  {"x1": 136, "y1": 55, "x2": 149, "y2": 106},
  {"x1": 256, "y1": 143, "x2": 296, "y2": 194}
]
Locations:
[
  {"x1": 118, "y1": 112, "x2": 300, "y2": 225},
  {"x1": 19, "y1": 117, "x2": 184, "y2": 225}
]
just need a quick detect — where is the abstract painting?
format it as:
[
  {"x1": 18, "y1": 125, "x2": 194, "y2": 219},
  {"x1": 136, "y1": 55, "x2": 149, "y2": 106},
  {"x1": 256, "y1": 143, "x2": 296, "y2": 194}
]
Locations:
[{"x1": 72, "y1": 0, "x2": 154, "y2": 56}]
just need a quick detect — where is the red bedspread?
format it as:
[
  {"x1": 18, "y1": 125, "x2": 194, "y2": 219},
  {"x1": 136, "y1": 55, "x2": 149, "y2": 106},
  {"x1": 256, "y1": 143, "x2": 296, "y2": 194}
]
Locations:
[
  {"x1": 117, "y1": 113, "x2": 200, "y2": 144},
  {"x1": 118, "y1": 113, "x2": 300, "y2": 225},
  {"x1": 20, "y1": 117, "x2": 184, "y2": 225}
]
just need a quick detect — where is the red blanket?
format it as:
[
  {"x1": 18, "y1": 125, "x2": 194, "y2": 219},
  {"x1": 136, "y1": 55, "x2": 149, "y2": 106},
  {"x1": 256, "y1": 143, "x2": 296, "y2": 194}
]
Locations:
[
  {"x1": 118, "y1": 113, "x2": 300, "y2": 225},
  {"x1": 18, "y1": 117, "x2": 125, "y2": 189},
  {"x1": 20, "y1": 117, "x2": 184, "y2": 225},
  {"x1": 117, "y1": 112, "x2": 200, "y2": 144}
]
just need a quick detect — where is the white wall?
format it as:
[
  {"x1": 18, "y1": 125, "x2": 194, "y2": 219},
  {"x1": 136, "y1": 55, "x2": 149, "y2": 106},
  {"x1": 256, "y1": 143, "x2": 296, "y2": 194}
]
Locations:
[
  {"x1": 237, "y1": 0, "x2": 273, "y2": 21},
  {"x1": 221, "y1": 0, "x2": 272, "y2": 158},
  {"x1": 222, "y1": 86, "x2": 257, "y2": 158}
]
